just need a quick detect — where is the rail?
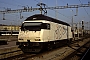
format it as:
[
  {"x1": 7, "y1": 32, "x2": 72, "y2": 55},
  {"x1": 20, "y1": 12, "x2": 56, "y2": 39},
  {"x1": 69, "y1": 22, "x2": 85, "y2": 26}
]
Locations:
[
  {"x1": 81, "y1": 47, "x2": 90, "y2": 60},
  {"x1": 0, "y1": 46, "x2": 23, "y2": 59}
]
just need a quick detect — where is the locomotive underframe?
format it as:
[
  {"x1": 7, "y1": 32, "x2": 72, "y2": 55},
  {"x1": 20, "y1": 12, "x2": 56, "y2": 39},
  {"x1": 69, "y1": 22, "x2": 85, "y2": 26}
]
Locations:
[{"x1": 16, "y1": 39, "x2": 69, "y2": 52}]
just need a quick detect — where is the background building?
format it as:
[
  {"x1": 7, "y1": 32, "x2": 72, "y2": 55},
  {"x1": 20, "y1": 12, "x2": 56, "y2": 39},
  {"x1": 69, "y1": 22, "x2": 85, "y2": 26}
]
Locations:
[{"x1": 0, "y1": 25, "x2": 20, "y2": 31}]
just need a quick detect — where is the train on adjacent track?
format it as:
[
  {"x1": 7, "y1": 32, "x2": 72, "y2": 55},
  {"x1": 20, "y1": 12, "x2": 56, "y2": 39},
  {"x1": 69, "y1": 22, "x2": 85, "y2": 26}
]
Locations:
[{"x1": 16, "y1": 14, "x2": 73, "y2": 52}]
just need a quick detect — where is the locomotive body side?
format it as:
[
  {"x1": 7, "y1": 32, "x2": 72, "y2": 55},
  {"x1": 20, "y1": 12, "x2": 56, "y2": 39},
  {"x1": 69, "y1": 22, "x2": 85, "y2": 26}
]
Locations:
[
  {"x1": 67, "y1": 26, "x2": 73, "y2": 39},
  {"x1": 49, "y1": 22, "x2": 68, "y2": 41}
]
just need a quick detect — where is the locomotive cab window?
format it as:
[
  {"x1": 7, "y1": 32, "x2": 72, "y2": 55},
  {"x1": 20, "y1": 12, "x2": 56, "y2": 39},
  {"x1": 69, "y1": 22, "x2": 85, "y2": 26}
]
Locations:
[
  {"x1": 21, "y1": 22, "x2": 50, "y2": 31},
  {"x1": 21, "y1": 22, "x2": 42, "y2": 31}
]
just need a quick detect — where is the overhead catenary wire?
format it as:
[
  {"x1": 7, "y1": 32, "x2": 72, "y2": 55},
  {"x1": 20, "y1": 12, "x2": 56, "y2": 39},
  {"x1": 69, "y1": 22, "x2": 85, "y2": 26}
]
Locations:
[
  {"x1": 34, "y1": 0, "x2": 71, "y2": 20},
  {"x1": 50, "y1": 9, "x2": 71, "y2": 20},
  {"x1": 79, "y1": 0, "x2": 90, "y2": 19},
  {"x1": 0, "y1": 0, "x2": 31, "y2": 9},
  {"x1": 0, "y1": 0, "x2": 35, "y2": 19},
  {"x1": 0, "y1": 1, "x2": 90, "y2": 21},
  {"x1": 10, "y1": 0, "x2": 26, "y2": 7},
  {"x1": 61, "y1": 0, "x2": 78, "y2": 16},
  {"x1": 0, "y1": 7, "x2": 6, "y2": 9},
  {"x1": 0, "y1": 1, "x2": 21, "y2": 7},
  {"x1": 0, "y1": 0, "x2": 90, "y2": 26},
  {"x1": 34, "y1": 0, "x2": 40, "y2": 3}
]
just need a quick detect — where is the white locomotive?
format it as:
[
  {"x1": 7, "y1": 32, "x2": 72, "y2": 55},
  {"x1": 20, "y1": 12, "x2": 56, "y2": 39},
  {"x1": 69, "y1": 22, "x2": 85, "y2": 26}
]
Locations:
[{"x1": 16, "y1": 14, "x2": 73, "y2": 52}]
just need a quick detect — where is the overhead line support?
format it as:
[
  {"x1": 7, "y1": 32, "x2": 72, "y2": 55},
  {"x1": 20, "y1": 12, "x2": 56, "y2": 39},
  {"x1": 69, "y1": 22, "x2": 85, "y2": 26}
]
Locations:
[{"x1": 0, "y1": 3, "x2": 90, "y2": 14}]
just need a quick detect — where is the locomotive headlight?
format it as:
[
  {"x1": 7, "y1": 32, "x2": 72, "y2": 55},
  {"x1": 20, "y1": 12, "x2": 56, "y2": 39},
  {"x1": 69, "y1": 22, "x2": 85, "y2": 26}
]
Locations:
[
  {"x1": 35, "y1": 39, "x2": 41, "y2": 41},
  {"x1": 19, "y1": 38, "x2": 23, "y2": 40}
]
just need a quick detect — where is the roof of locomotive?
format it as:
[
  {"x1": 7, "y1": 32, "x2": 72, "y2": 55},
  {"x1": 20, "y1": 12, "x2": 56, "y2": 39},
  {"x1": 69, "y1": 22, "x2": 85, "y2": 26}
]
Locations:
[{"x1": 25, "y1": 14, "x2": 70, "y2": 26}]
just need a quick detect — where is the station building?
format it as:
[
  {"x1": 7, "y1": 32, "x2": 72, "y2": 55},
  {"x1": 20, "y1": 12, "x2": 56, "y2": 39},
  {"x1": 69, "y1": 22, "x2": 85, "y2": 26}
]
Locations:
[{"x1": 0, "y1": 25, "x2": 20, "y2": 31}]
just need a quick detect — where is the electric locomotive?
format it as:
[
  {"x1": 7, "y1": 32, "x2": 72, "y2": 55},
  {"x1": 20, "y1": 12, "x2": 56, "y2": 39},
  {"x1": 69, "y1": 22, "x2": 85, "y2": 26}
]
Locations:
[{"x1": 16, "y1": 14, "x2": 73, "y2": 52}]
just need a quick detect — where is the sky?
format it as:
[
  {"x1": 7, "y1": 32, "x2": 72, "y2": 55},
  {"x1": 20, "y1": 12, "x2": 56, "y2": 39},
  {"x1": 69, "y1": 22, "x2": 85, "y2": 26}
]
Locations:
[{"x1": 0, "y1": 0, "x2": 90, "y2": 28}]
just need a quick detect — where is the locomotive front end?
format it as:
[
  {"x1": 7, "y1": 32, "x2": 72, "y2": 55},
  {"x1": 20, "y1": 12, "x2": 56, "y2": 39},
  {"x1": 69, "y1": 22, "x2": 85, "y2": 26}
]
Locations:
[
  {"x1": 16, "y1": 21, "x2": 50, "y2": 52},
  {"x1": 18, "y1": 22, "x2": 42, "y2": 42}
]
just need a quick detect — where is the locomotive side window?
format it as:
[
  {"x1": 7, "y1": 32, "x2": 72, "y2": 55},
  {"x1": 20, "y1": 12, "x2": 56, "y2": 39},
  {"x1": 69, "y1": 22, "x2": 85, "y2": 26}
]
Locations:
[{"x1": 41, "y1": 23, "x2": 50, "y2": 30}]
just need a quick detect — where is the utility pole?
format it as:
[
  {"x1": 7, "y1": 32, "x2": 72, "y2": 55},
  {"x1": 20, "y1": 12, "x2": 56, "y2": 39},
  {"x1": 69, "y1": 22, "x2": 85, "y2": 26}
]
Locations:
[
  {"x1": 89, "y1": 21, "x2": 90, "y2": 30},
  {"x1": 87, "y1": 22, "x2": 88, "y2": 30},
  {"x1": 89, "y1": 21, "x2": 90, "y2": 34},
  {"x1": 82, "y1": 20, "x2": 84, "y2": 37},
  {"x1": 11, "y1": 22, "x2": 12, "y2": 36},
  {"x1": 72, "y1": 15, "x2": 74, "y2": 40},
  {"x1": 78, "y1": 22, "x2": 80, "y2": 39},
  {"x1": 55, "y1": 0, "x2": 58, "y2": 19},
  {"x1": 3, "y1": 13, "x2": 5, "y2": 20},
  {"x1": 71, "y1": 10, "x2": 76, "y2": 40}
]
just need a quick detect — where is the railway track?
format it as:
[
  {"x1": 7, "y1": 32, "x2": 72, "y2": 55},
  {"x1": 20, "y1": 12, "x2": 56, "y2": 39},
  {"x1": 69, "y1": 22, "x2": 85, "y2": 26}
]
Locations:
[
  {"x1": 63, "y1": 38, "x2": 90, "y2": 60},
  {"x1": 0, "y1": 37, "x2": 90, "y2": 60},
  {"x1": 0, "y1": 46, "x2": 23, "y2": 59},
  {"x1": 26, "y1": 38, "x2": 90, "y2": 60},
  {"x1": 5, "y1": 53, "x2": 36, "y2": 60},
  {"x1": 0, "y1": 46, "x2": 36, "y2": 60}
]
